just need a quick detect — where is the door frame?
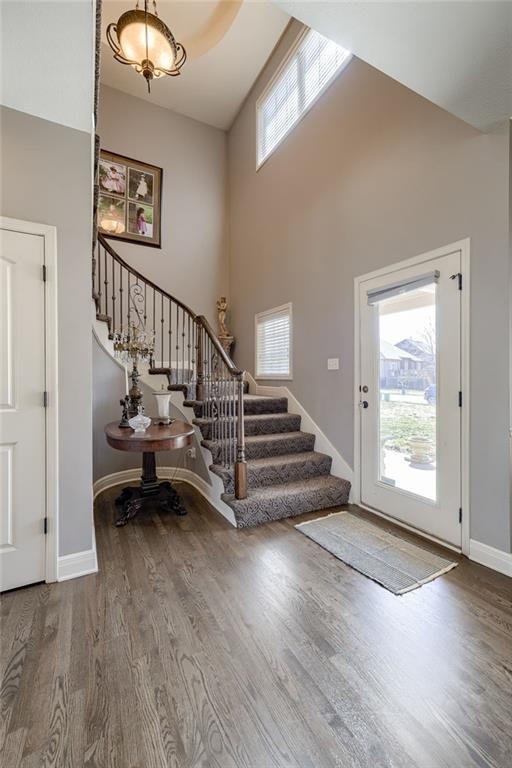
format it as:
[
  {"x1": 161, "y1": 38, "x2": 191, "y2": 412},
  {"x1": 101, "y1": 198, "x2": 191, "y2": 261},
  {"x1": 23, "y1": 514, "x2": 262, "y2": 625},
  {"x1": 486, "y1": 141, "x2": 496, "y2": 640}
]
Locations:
[
  {"x1": 353, "y1": 239, "x2": 470, "y2": 555},
  {"x1": 1, "y1": 216, "x2": 59, "y2": 582}
]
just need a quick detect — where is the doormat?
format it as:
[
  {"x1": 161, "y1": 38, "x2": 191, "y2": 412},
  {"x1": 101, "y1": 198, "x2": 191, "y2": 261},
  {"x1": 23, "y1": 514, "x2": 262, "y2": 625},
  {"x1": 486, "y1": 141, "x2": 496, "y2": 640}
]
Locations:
[{"x1": 295, "y1": 512, "x2": 457, "y2": 594}]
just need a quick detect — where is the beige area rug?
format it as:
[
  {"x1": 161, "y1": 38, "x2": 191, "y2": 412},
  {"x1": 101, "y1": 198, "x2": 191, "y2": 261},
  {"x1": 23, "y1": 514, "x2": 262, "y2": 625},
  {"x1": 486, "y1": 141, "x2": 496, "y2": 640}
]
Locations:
[{"x1": 296, "y1": 511, "x2": 458, "y2": 594}]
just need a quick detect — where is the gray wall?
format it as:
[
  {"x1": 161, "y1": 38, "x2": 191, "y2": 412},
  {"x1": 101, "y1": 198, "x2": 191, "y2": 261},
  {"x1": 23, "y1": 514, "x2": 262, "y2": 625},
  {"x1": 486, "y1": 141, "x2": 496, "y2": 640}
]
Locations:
[
  {"x1": 98, "y1": 85, "x2": 228, "y2": 324},
  {"x1": 1, "y1": 106, "x2": 93, "y2": 557},
  {"x1": 0, "y1": 1, "x2": 93, "y2": 133},
  {"x1": 92, "y1": 335, "x2": 210, "y2": 486},
  {"x1": 228, "y1": 21, "x2": 511, "y2": 552}
]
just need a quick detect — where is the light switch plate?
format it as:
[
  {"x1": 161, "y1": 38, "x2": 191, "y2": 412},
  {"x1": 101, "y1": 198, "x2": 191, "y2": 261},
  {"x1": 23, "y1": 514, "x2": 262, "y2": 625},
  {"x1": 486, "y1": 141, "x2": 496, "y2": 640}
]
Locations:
[{"x1": 327, "y1": 358, "x2": 339, "y2": 370}]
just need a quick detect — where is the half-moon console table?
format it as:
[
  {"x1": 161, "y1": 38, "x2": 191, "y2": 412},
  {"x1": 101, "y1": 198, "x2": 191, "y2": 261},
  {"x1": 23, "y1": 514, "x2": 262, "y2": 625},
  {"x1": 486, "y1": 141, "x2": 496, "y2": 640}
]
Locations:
[{"x1": 105, "y1": 420, "x2": 195, "y2": 527}]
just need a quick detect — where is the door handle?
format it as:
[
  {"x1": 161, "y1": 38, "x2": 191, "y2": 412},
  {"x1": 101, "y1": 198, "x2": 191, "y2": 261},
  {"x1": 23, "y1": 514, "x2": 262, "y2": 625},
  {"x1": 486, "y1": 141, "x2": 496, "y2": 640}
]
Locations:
[{"x1": 359, "y1": 400, "x2": 369, "y2": 409}]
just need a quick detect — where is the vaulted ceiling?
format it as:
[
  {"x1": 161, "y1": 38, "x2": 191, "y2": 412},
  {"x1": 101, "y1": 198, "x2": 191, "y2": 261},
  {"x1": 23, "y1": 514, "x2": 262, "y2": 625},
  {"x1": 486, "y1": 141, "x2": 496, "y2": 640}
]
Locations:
[
  {"x1": 101, "y1": 1, "x2": 512, "y2": 133},
  {"x1": 100, "y1": 1, "x2": 290, "y2": 129}
]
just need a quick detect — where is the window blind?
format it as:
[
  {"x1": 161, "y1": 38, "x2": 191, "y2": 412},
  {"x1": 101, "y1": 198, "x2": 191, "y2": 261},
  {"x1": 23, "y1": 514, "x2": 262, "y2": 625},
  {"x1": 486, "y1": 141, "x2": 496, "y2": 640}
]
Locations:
[
  {"x1": 257, "y1": 29, "x2": 351, "y2": 166},
  {"x1": 255, "y1": 304, "x2": 292, "y2": 378},
  {"x1": 367, "y1": 271, "x2": 440, "y2": 305}
]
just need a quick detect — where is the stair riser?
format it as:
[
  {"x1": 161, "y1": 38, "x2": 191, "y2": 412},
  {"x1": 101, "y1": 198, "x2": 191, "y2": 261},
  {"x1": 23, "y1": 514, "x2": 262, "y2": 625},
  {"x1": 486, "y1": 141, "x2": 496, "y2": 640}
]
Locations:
[
  {"x1": 224, "y1": 483, "x2": 351, "y2": 528},
  {"x1": 202, "y1": 433, "x2": 316, "y2": 462},
  {"x1": 213, "y1": 455, "x2": 332, "y2": 494},
  {"x1": 192, "y1": 397, "x2": 288, "y2": 418},
  {"x1": 245, "y1": 435, "x2": 316, "y2": 459},
  {"x1": 197, "y1": 414, "x2": 301, "y2": 441}
]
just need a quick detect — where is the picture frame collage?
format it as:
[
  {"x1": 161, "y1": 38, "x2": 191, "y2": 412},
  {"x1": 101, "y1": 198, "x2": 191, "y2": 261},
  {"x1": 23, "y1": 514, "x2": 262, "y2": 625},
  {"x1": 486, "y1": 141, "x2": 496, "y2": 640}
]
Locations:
[{"x1": 98, "y1": 150, "x2": 162, "y2": 248}]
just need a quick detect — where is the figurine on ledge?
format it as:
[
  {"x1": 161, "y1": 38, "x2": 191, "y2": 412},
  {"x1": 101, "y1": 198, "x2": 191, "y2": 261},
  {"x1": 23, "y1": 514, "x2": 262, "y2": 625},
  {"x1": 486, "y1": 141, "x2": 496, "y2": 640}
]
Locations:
[{"x1": 217, "y1": 296, "x2": 235, "y2": 358}]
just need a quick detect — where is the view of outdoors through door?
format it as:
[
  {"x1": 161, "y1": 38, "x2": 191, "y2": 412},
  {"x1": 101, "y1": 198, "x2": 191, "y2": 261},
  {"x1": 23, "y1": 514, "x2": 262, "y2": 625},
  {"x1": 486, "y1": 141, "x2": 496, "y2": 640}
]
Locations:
[{"x1": 378, "y1": 284, "x2": 437, "y2": 501}]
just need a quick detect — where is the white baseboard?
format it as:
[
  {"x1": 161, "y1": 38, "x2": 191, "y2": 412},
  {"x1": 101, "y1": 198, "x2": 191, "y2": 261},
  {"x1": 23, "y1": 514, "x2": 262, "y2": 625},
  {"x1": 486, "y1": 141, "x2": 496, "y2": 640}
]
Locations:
[
  {"x1": 245, "y1": 373, "x2": 354, "y2": 491},
  {"x1": 469, "y1": 540, "x2": 512, "y2": 577},
  {"x1": 93, "y1": 467, "x2": 237, "y2": 527},
  {"x1": 58, "y1": 529, "x2": 98, "y2": 582}
]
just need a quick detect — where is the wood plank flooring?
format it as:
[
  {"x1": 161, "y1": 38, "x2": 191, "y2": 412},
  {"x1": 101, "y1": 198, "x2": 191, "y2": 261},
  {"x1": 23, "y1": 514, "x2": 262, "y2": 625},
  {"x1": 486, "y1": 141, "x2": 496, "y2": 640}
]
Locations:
[{"x1": 1, "y1": 484, "x2": 512, "y2": 767}]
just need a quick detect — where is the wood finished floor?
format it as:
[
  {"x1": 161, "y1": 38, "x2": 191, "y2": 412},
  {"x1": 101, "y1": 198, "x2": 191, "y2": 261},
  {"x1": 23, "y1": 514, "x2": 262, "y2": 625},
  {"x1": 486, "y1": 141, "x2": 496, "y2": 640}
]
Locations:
[{"x1": 1, "y1": 484, "x2": 512, "y2": 768}]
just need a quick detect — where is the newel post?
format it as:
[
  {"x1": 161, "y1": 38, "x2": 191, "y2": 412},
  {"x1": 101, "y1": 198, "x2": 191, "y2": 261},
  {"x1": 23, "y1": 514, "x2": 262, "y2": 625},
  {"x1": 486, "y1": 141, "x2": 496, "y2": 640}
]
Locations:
[
  {"x1": 234, "y1": 373, "x2": 247, "y2": 499},
  {"x1": 196, "y1": 321, "x2": 205, "y2": 402}
]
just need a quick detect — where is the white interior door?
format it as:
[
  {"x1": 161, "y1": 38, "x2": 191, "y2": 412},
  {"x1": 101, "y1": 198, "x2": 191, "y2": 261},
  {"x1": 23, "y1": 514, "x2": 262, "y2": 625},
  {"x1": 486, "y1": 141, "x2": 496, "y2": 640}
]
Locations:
[
  {"x1": 0, "y1": 228, "x2": 46, "y2": 591},
  {"x1": 359, "y1": 250, "x2": 462, "y2": 547}
]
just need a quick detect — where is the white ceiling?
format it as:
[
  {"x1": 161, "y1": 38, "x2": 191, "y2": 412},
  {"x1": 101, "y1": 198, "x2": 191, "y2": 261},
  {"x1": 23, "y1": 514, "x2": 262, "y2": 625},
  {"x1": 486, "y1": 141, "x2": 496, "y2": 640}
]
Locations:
[
  {"x1": 276, "y1": 1, "x2": 512, "y2": 130},
  {"x1": 100, "y1": 1, "x2": 290, "y2": 129}
]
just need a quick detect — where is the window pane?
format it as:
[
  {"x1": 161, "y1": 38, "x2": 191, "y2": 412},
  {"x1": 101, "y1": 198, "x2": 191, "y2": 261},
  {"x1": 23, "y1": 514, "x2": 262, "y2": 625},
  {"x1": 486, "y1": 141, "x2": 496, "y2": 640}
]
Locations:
[
  {"x1": 377, "y1": 284, "x2": 437, "y2": 501},
  {"x1": 256, "y1": 306, "x2": 291, "y2": 377},
  {"x1": 257, "y1": 29, "x2": 351, "y2": 165}
]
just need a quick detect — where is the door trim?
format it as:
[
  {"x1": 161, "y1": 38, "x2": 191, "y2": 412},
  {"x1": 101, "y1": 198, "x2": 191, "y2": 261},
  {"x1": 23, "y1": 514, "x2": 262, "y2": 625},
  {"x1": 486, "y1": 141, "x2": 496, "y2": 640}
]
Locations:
[
  {"x1": 353, "y1": 239, "x2": 470, "y2": 555},
  {"x1": 0, "y1": 217, "x2": 59, "y2": 582}
]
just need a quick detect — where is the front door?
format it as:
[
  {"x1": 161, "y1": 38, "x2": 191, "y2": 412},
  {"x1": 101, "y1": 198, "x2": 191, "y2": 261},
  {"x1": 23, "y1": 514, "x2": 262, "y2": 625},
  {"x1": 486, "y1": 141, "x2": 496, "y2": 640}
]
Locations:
[
  {"x1": 359, "y1": 249, "x2": 462, "y2": 547},
  {"x1": 0, "y1": 227, "x2": 46, "y2": 591}
]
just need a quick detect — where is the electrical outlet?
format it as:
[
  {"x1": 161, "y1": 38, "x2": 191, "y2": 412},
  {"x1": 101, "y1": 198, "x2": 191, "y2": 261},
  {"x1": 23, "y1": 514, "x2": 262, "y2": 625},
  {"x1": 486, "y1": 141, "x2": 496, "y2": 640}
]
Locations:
[
  {"x1": 186, "y1": 446, "x2": 196, "y2": 459},
  {"x1": 327, "y1": 358, "x2": 339, "y2": 370}
]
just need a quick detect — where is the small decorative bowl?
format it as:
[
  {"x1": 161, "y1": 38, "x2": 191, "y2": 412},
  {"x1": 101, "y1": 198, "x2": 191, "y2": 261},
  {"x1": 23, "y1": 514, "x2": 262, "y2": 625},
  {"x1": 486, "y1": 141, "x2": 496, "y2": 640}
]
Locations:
[{"x1": 128, "y1": 412, "x2": 152, "y2": 433}]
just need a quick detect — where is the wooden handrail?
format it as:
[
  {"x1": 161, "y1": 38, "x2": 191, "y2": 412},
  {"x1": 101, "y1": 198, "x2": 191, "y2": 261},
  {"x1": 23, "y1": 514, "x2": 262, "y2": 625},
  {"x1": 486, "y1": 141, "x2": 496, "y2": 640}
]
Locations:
[
  {"x1": 97, "y1": 233, "x2": 198, "y2": 320},
  {"x1": 97, "y1": 233, "x2": 241, "y2": 377}
]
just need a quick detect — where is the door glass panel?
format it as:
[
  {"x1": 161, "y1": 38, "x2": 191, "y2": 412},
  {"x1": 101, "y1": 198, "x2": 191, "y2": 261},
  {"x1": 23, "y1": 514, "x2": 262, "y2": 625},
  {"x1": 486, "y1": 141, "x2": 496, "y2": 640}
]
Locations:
[{"x1": 377, "y1": 283, "x2": 437, "y2": 501}]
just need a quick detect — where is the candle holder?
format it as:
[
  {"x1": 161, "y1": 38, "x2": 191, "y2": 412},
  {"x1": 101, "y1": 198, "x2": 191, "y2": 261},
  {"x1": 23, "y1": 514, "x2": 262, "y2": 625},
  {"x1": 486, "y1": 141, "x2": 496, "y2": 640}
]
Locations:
[{"x1": 113, "y1": 321, "x2": 155, "y2": 417}]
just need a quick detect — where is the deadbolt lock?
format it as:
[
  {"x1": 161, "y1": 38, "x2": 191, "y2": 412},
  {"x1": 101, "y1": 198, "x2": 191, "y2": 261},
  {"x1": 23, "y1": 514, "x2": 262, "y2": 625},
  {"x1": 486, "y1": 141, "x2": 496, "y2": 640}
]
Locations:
[{"x1": 362, "y1": 385, "x2": 369, "y2": 393}]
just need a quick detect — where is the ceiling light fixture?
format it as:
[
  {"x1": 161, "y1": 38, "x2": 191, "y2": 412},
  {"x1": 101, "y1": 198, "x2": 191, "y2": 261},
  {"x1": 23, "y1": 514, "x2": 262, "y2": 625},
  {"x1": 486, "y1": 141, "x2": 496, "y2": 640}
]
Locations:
[{"x1": 106, "y1": 0, "x2": 186, "y2": 92}]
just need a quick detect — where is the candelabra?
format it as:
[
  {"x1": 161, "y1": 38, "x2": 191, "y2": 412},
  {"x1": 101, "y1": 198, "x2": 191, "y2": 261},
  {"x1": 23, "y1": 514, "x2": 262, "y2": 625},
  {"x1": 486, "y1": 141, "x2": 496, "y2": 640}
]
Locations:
[{"x1": 113, "y1": 322, "x2": 155, "y2": 417}]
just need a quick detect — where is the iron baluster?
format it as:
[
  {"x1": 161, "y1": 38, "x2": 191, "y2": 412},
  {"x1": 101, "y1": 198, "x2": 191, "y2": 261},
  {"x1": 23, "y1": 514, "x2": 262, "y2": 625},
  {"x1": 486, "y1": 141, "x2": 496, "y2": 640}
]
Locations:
[
  {"x1": 196, "y1": 322, "x2": 204, "y2": 401},
  {"x1": 111, "y1": 253, "x2": 116, "y2": 338},
  {"x1": 181, "y1": 308, "x2": 185, "y2": 387},
  {"x1": 126, "y1": 270, "x2": 132, "y2": 329},
  {"x1": 187, "y1": 314, "x2": 191, "y2": 390},
  {"x1": 103, "y1": 246, "x2": 108, "y2": 318},
  {"x1": 175, "y1": 303, "x2": 179, "y2": 384},
  {"x1": 235, "y1": 374, "x2": 247, "y2": 498},
  {"x1": 97, "y1": 244, "x2": 102, "y2": 309},
  {"x1": 232, "y1": 376, "x2": 236, "y2": 468},
  {"x1": 160, "y1": 292, "x2": 164, "y2": 366},
  {"x1": 168, "y1": 298, "x2": 172, "y2": 371},
  {"x1": 119, "y1": 263, "x2": 124, "y2": 333}
]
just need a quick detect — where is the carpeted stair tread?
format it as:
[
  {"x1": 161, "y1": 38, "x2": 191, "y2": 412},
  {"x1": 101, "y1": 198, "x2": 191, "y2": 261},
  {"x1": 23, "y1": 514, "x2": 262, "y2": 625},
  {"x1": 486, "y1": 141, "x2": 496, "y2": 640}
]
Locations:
[
  {"x1": 222, "y1": 475, "x2": 351, "y2": 528},
  {"x1": 210, "y1": 451, "x2": 332, "y2": 493},
  {"x1": 194, "y1": 412, "x2": 301, "y2": 439},
  {"x1": 202, "y1": 431, "x2": 316, "y2": 461}
]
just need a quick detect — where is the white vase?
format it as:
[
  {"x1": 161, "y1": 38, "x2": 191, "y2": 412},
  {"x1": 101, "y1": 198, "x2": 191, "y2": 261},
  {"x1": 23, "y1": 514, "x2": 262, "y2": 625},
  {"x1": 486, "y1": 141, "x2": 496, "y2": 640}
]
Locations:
[{"x1": 154, "y1": 391, "x2": 172, "y2": 424}]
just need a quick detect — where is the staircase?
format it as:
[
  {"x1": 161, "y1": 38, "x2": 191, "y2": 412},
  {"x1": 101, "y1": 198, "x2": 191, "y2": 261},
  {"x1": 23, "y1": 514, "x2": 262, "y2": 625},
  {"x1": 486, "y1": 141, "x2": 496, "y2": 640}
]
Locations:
[
  {"x1": 93, "y1": 233, "x2": 351, "y2": 527},
  {"x1": 193, "y1": 392, "x2": 350, "y2": 527}
]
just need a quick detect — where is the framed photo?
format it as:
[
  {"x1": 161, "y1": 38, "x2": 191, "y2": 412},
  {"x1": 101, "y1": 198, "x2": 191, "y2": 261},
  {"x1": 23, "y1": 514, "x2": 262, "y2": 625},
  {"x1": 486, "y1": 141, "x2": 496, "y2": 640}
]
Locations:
[{"x1": 98, "y1": 150, "x2": 162, "y2": 248}]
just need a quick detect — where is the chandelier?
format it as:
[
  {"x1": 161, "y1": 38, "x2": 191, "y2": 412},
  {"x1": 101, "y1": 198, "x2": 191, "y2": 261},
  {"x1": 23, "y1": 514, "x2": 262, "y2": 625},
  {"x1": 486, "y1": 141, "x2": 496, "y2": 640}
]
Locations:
[
  {"x1": 106, "y1": 0, "x2": 186, "y2": 93},
  {"x1": 113, "y1": 322, "x2": 155, "y2": 365}
]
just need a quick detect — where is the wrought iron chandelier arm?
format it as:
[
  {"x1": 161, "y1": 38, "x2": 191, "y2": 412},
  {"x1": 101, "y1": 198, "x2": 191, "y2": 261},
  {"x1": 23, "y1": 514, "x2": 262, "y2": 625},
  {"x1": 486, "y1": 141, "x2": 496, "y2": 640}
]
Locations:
[
  {"x1": 157, "y1": 43, "x2": 186, "y2": 77},
  {"x1": 106, "y1": 23, "x2": 136, "y2": 67}
]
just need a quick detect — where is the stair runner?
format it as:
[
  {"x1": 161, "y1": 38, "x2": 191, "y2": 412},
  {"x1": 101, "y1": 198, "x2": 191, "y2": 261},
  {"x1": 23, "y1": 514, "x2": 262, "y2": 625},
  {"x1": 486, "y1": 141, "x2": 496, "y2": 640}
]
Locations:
[{"x1": 191, "y1": 388, "x2": 351, "y2": 528}]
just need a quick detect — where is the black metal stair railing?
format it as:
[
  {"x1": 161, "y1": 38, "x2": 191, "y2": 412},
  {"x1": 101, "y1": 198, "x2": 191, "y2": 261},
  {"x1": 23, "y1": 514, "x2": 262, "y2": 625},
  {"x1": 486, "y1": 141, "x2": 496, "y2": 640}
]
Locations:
[{"x1": 93, "y1": 233, "x2": 247, "y2": 499}]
